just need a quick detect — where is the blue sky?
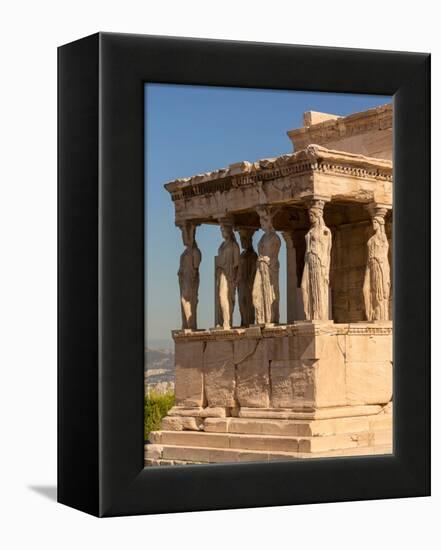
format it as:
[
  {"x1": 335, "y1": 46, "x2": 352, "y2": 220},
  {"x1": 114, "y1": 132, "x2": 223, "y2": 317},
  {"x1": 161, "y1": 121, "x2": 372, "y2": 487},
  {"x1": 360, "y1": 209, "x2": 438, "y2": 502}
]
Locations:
[{"x1": 145, "y1": 84, "x2": 390, "y2": 345}]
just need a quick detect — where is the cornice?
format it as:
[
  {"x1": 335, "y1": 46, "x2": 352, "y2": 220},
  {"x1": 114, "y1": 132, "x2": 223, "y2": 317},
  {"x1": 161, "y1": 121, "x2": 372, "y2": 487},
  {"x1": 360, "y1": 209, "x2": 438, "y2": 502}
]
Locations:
[
  {"x1": 164, "y1": 145, "x2": 393, "y2": 203},
  {"x1": 287, "y1": 103, "x2": 393, "y2": 149},
  {"x1": 172, "y1": 321, "x2": 393, "y2": 342}
]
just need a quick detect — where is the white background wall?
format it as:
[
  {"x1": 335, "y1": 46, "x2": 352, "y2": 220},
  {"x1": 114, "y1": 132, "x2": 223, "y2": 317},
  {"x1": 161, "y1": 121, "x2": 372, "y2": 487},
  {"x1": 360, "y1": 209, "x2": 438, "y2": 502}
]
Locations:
[{"x1": 0, "y1": 1, "x2": 438, "y2": 547}]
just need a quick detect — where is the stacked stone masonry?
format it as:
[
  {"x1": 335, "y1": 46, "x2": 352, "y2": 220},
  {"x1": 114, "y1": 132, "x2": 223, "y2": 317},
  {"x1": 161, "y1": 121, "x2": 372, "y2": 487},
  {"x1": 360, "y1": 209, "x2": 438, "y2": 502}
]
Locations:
[{"x1": 145, "y1": 103, "x2": 394, "y2": 465}]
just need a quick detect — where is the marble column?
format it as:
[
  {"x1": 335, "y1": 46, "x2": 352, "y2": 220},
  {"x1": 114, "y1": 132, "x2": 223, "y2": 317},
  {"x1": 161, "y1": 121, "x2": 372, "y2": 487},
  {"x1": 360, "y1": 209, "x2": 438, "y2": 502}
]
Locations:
[
  {"x1": 282, "y1": 231, "x2": 298, "y2": 324},
  {"x1": 177, "y1": 221, "x2": 201, "y2": 330},
  {"x1": 252, "y1": 206, "x2": 281, "y2": 325},
  {"x1": 237, "y1": 228, "x2": 257, "y2": 326},
  {"x1": 301, "y1": 196, "x2": 332, "y2": 321},
  {"x1": 363, "y1": 203, "x2": 391, "y2": 322},
  {"x1": 215, "y1": 217, "x2": 240, "y2": 330}
]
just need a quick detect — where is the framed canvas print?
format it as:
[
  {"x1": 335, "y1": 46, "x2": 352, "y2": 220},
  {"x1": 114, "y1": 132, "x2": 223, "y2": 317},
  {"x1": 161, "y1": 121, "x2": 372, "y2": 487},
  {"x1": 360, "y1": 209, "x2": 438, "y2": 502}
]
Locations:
[{"x1": 58, "y1": 32, "x2": 430, "y2": 517}]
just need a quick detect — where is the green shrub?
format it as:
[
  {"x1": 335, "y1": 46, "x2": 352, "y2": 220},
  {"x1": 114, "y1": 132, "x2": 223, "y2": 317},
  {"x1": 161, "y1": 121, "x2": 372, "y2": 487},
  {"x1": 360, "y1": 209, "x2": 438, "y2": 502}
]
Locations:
[{"x1": 144, "y1": 390, "x2": 175, "y2": 441}]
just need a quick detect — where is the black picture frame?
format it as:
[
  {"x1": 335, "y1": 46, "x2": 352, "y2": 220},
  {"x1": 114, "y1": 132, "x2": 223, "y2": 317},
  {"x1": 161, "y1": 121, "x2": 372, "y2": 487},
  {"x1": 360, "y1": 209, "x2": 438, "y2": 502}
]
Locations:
[{"x1": 58, "y1": 32, "x2": 430, "y2": 517}]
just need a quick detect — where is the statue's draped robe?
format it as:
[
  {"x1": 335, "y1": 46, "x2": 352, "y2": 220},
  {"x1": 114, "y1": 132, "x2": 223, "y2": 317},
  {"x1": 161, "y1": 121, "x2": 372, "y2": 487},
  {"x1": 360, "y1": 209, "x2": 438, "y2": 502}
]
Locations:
[
  {"x1": 216, "y1": 239, "x2": 240, "y2": 328},
  {"x1": 252, "y1": 231, "x2": 281, "y2": 324},
  {"x1": 301, "y1": 224, "x2": 332, "y2": 320},
  {"x1": 238, "y1": 248, "x2": 257, "y2": 326},
  {"x1": 363, "y1": 234, "x2": 390, "y2": 321},
  {"x1": 178, "y1": 245, "x2": 201, "y2": 329}
]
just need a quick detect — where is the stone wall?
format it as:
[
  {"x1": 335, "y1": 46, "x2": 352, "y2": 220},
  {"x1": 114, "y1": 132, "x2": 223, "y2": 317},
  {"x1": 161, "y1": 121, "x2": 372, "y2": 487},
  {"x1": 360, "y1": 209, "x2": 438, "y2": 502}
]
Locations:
[
  {"x1": 292, "y1": 220, "x2": 392, "y2": 324},
  {"x1": 287, "y1": 104, "x2": 393, "y2": 161},
  {"x1": 172, "y1": 323, "x2": 392, "y2": 412},
  {"x1": 331, "y1": 222, "x2": 370, "y2": 323}
]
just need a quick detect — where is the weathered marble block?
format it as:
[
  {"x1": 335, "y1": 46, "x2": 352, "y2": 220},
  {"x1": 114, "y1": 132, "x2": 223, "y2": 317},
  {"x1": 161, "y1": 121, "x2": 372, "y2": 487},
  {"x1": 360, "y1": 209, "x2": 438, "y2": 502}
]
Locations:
[
  {"x1": 270, "y1": 360, "x2": 315, "y2": 408},
  {"x1": 149, "y1": 324, "x2": 392, "y2": 466},
  {"x1": 170, "y1": 322, "x2": 392, "y2": 414},
  {"x1": 346, "y1": 361, "x2": 392, "y2": 405},
  {"x1": 344, "y1": 328, "x2": 392, "y2": 405},
  {"x1": 204, "y1": 340, "x2": 236, "y2": 407},
  {"x1": 234, "y1": 338, "x2": 270, "y2": 408},
  {"x1": 174, "y1": 340, "x2": 204, "y2": 407},
  {"x1": 313, "y1": 332, "x2": 347, "y2": 407},
  {"x1": 267, "y1": 326, "x2": 346, "y2": 408},
  {"x1": 346, "y1": 332, "x2": 392, "y2": 362}
]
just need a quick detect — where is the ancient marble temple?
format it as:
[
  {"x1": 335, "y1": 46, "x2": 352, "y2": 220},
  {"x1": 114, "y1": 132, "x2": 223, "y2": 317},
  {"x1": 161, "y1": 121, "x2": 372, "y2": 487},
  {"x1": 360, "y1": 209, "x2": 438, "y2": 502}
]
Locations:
[{"x1": 145, "y1": 104, "x2": 393, "y2": 466}]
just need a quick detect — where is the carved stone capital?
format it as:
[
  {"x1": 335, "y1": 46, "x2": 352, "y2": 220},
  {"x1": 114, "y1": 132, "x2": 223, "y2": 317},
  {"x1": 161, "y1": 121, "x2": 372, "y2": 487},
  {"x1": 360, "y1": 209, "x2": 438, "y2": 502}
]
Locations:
[
  {"x1": 176, "y1": 220, "x2": 193, "y2": 229},
  {"x1": 176, "y1": 220, "x2": 198, "y2": 245},
  {"x1": 217, "y1": 214, "x2": 235, "y2": 229},
  {"x1": 303, "y1": 195, "x2": 331, "y2": 211},
  {"x1": 255, "y1": 204, "x2": 275, "y2": 216},
  {"x1": 237, "y1": 227, "x2": 256, "y2": 240},
  {"x1": 366, "y1": 202, "x2": 391, "y2": 220},
  {"x1": 255, "y1": 205, "x2": 280, "y2": 227}
]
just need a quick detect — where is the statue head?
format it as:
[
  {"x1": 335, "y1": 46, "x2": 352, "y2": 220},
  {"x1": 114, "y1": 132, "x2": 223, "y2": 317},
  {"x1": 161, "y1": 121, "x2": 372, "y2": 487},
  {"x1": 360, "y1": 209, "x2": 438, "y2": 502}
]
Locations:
[
  {"x1": 372, "y1": 215, "x2": 387, "y2": 241},
  {"x1": 256, "y1": 206, "x2": 275, "y2": 233},
  {"x1": 238, "y1": 228, "x2": 254, "y2": 250},
  {"x1": 372, "y1": 215, "x2": 384, "y2": 231},
  {"x1": 179, "y1": 222, "x2": 195, "y2": 247},
  {"x1": 219, "y1": 218, "x2": 235, "y2": 241},
  {"x1": 367, "y1": 204, "x2": 389, "y2": 237},
  {"x1": 307, "y1": 200, "x2": 325, "y2": 226}
]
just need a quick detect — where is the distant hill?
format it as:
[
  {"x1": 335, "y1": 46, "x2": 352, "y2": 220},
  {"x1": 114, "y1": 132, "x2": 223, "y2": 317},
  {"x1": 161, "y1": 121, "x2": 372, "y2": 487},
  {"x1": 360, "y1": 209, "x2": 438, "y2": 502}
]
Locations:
[
  {"x1": 144, "y1": 346, "x2": 175, "y2": 394},
  {"x1": 146, "y1": 338, "x2": 174, "y2": 351}
]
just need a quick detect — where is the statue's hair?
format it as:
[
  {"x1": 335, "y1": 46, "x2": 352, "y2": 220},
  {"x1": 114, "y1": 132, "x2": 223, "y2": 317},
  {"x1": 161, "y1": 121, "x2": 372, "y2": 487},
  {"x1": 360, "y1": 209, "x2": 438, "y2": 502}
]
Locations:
[
  {"x1": 178, "y1": 221, "x2": 196, "y2": 243},
  {"x1": 310, "y1": 205, "x2": 325, "y2": 225},
  {"x1": 256, "y1": 205, "x2": 272, "y2": 219},
  {"x1": 238, "y1": 228, "x2": 254, "y2": 243},
  {"x1": 219, "y1": 218, "x2": 238, "y2": 242},
  {"x1": 373, "y1": 216, "x2": 388, "y2": 244},
  {"x1": 219, "y1": 218, "x2": 234, "y2": 230}
]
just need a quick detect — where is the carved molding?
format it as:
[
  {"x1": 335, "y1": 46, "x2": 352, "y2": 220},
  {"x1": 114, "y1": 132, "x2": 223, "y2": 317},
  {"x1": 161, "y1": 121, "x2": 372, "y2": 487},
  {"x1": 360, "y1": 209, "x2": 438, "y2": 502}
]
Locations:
[
  {"x1": 366, "y1": 201, "x2": 392, "y2": 219},
  {"x1": 288, "y1": 104, "x2": 393, "y2": 150},
  {"x1": 164, "y1": 144, "x2": 393, "y2": 203},
  {"x1": 171, "y1": 322, "x2": 392, "y2": 342}
]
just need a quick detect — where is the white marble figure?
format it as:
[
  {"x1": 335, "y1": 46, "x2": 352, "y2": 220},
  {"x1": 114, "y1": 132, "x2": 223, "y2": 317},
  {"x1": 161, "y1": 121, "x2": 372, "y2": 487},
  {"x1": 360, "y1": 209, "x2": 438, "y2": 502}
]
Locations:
[
  {"x1": 237, "y1": 228, "x2": 257, "y2": 326},
  {"x1": 178, "y1": 222, "x2": 201, "y2": 330},
  {"x1": 215, "y1": 219, "x2": 240, "y2": 330},
  {"x1": 252, "y1": 207, "x2": 281, "y2": 325},
  {"x1": 301, "y1": 200, "x2": 332, "y2": 321},
  {"x1": 363, "y1": 213, "x2": 390, "y2": 321}
]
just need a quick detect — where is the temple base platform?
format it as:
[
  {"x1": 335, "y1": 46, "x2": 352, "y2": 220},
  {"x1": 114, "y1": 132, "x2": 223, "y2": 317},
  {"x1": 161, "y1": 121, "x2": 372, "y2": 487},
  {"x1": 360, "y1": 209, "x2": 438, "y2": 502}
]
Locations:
[{"x1": 145, "y1": 322, "x2": 393, "y2": 466}]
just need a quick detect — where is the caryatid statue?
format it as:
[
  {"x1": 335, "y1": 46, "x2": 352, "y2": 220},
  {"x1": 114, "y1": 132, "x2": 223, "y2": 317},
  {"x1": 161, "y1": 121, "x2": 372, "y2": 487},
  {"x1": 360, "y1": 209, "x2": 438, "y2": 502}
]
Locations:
[
  {"x1": 363, "y1": 206, "x2": 391, "y2": 321},
  {"x1": 252, "y1": 206, "x2": 281, "y2": 325},
  {"x1": 177, "y1": 222, "x2": 201, "y2": 330},
  {"x1": 301, "y1": 198, "x2": 332, "y2": 321},
  {"x1": 237, "y1": 228, "x2": 257, "y2": 326},
  {"x1": 215, "y1": 218, "x2": 240, "y2": 330}
]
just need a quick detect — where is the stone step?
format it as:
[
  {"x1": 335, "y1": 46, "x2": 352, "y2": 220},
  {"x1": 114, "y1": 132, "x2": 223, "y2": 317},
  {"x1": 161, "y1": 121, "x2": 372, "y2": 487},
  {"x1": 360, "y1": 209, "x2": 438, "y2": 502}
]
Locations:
[
  {"x1": 150, "y1": 428, "x2": 391, "y2": 453},
  {"x1": 144, "y1": 443, "x2": 393, "y2": 465},
  {"x1": 237, "y1": 405, "x2": 385, "y2": 420},
  {"x1": 203, "y1": 415, "x2": 392, "y2": 437},
  {"x1": 167, "y1": 404, "x2": 386, "y2": 420}
]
